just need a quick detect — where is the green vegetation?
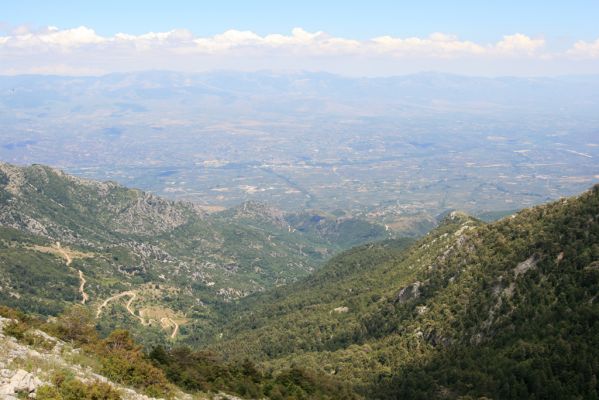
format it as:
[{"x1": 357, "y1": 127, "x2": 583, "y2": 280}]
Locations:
[
  {"x1": 95, "y1": 330, "x2": 172, "y2": 397},
  {"x1": 2, "y1": 304, "x2": 357, "y2": 399},
  {"x1": 1, "y1": 160, "x2": 598, "y2": 399},
  {"x1": 36, "y1": 372, "x2": 121, "y2": 400},
  {"x1": 149, "y1": 346, "x2": 359, "y2": 399},
  {"x1": 0, "y1": 227, "x2": 79, "y2": 315},
  {"x1": 2, "y1": 305, "x2": 173, "y2": 398},
  {"x1": 284, "y1": 211, "x2": 389, "y2": 248},
  {"x1": 0, "y1": 162, "x2": 388, "y2": 343},
  {"x1": 204, "y1": 186, "x2": 599, "y2": 399}
]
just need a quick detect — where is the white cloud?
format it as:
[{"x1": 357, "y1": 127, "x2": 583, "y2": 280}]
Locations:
[
  {"x1": 370, "y1": 33, "x2": 485, "y2": 56},
  {"x1": 0, "y1": 26, "x2": 597, "y2": 76},
  {"x1": 494, "y1": 33, "x2": 545, "y2": 55},
  {"x1": 189, "y1": 28, "x2": 361, "y2": 54},
  {"x1": 567, "y1": 38, "x2": 599, "y2": 59},
  {"x1": 0, "y1": 25, "x2": 543, "y2": 56},
  {"x1": 5, "y1": 26, "x2": 105, "y2": 47},
  {"x1": 115, "y1": 29, "x2": 194, "y2": 43}
]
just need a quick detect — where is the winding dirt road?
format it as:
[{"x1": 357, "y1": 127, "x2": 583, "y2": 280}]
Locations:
[
  {"x1": 160, "y1": 317, "x2": 180, "y2": 339},
  {"x1": 78, "y1": 270, "x2": 89, "y2": 304},
  {"x1": 96, "y1": 291, "x2": 143, "y2": 323},
  {"x1": 55, "y1": 242, "x2": 90, "y2": 304},
  {"x1": 55, "y1": 242, "x2": 73, "y2": 266}
]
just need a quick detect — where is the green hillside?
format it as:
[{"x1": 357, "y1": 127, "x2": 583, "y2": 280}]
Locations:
[
  {"x1": 1, "y1": 161, "x2": 597, "y2": 399},
  {"x1": 208, "y1": 185, "x2": 599, "y2": 399},
  {"x1": 0, "y1": 162, "x2": 389, "y2": 344}
]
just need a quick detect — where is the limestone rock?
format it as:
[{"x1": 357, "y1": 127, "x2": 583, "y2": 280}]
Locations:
[
  {"x1": 0, "y1": 369, "x2": 43, "y2": 396},
  {"x1": 396, "y1": 281, "x2": 422, "y2": 303}
]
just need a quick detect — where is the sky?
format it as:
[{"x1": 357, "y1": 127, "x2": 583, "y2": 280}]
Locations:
[{"x1": 1, "y1": 0, "x2": 599, "y2": 76}]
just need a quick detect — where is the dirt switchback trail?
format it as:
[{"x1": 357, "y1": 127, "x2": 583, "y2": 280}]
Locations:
[
  {"x1": 160, "y1": 317, "x2": 180, "y2": 339},
  {"x1": 97, "y1": 291, "x2": 184, "y2": 339},
  {"x1": 56, "y1": 242, "x2": 89, "y2": 304},
  {"x1": 125, "y1": 294, "x2": 145, "y2": 324},
  {"x1": 78, "y1": 270, "x2": 89, "y2": 304},
  {"x1": 170, "y1": 319, "x2": 179, "y2": 339},
  {"x1": 96, "y1": 291, "x2": 144, "y2": 324},
  {"x1": 55, "y1": 242, "x2": 73, "y2": 266}
]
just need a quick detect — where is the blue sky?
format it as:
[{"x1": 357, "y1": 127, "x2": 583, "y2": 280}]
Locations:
[
  {"x1": 1, "y1": 1, "x2": 599, "y2": 76},
  {"x1": 3, "y1": 0, "x2": 598, "y2": 42}
]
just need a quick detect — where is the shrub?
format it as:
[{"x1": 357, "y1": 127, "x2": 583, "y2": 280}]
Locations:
[
  {"x1": 45, "y1": 305, "x2": 97, "y2": 344},
  {"x1": 3, "y1": 319, "x2": 28, "y2": 340},
  {"x1": 36, "y1": 385, "x2": 63, "y2": 400},
  {"x1": 36, "y1": 372, "x2": 121, "y2": 400},
  {"x1": 97, "y1": 330, "x2": 172, "y2": 398}
]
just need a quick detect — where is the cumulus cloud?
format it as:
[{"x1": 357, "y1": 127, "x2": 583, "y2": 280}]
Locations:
[
  {"x1": 0, "y1": 26, "x2": 597, "y2": 75},
  {"x1": 495, "y1": 33, "x2": 545, "y2": 54},
  {"x1": 115, "y1": 29, "x2": 194, "y2": 42},
  {"x1": 0, "y1": 26, "x2": 542, "y2": 55},
  {"x1": 7, "y1": 26, "x2": 105, "y2": 47},
  {"x1": 568, "y1": 38, "x2": 599, "y2": 59},
  {"x1": 369, "y1": 33, "x2": 485, "y2": 56}
]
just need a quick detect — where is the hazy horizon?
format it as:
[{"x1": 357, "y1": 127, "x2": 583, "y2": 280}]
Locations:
[
  {"x1": 3, "y1": 69, "x2": 599, "y2": 79},
  {"x1": 1, "y1": 2, "x2": 598, "y2": 215}
]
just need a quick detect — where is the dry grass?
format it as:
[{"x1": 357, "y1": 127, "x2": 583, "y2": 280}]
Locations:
[{"x1": 29, "y1": 243, "x2": 94, "y2": 266}]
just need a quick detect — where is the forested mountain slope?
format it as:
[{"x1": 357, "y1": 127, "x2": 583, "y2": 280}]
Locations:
[
  {"x1": 211, "y1": 185, "x2": 599, "y2": 399},
  {"x1": 1, "y1": 160, "x2": 597, "y2": 398}
]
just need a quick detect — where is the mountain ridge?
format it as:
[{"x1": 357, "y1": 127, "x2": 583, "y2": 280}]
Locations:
[
  {"x1": 0, "y1": 161, "x2": 390, "y2": 343},
  {"x1": 0, "y1": 160, "x2": 597, "y2": 398},
  {"x1": 205, "y1": 184, "x2": 599, "y2": 398}
]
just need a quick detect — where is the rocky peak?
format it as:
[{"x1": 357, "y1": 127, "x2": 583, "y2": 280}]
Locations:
[{"x1": 226, "y1": 201, "x2": 287, "y2": 227}]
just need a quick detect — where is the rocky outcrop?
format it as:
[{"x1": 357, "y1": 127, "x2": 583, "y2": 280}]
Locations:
[
  {"x1": 0, "y1": 162, "x2": 201, "y2": 238},
  {"x1": 0, "y1": 369, "x2": 43, "y2": 397},
  {"x1": 111, "y1": 192, "x2": 192, "y2": 235},
  {"x1": 514, "y1": 255, "x2": 538, "y2": 278},
  {"x1": 226, "y1": 201, "x2": 287, "y2": 228},
  {"x1": 0, "y1": 317, "x2": 193, "y2": 400},
  {"x1": 395, "y1": 281, "x2": 422, "y2": 303},
  {"x1": 332, "y1": 306, "x2": 349, "y2": 313}
]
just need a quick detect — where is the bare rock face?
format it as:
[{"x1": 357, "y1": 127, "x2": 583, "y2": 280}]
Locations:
[
  {"x1": 230, "y1": 201, "x2": 287, "y2": 228},
  {"x1": 395, "y1": 281, "x2": 422, "y2": 303},
  {"x1": 0, "y1": 368, "x2": 43, "y2": 397},
  {"x1": 0, "y1": 163, "x2": 26, "y2": 196},
  {"x1": 111, "y1": 192, "x2": 191, "y2": 235},
  {"x1": 0, "y1": 162, "x2": 200, "y2": 240},
  {"x1": 514, "y1": 255, "x2": 538, "y2": 278}
]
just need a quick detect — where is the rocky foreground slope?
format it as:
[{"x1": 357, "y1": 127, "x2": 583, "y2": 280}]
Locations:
[
  {"x1": 0, "y1": 317, "x2": 168, "y2": 399},
  {"x1": 0, "y1": 315, "x2": 259, "y2": 400}
]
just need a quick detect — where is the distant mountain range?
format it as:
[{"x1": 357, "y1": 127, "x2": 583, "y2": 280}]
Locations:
[{"x1": 3, "y1": 71, "x2": 599, "y2": 112}]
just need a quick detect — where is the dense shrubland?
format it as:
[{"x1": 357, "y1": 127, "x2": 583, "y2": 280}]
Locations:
[
  {"x1": 1, "y1": 184, "x2": 598, "y2": 399},
  {"x1": 205, "y1": 186, "x2": 599, "y2": 399}
]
